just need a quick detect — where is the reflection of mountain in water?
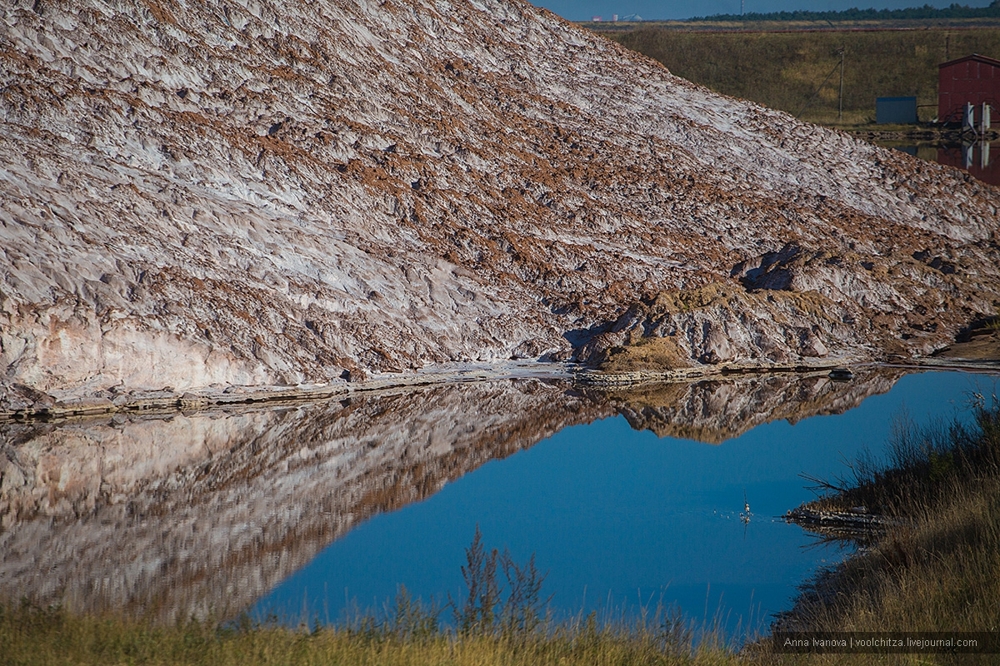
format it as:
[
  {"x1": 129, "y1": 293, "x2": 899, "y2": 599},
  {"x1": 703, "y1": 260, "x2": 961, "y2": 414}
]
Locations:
[
  {"x1": 1, "y1": 379, "x2": 606, "y2": 622},
  {"x1": 596, "y1": 368, "x2": 905, "y2": 444},
  {"x1": 0, "y1": 371, "x2": 903, "y2": 622}
]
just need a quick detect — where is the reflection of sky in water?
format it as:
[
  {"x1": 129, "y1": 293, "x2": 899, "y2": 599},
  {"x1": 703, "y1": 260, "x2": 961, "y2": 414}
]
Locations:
[{"x1": 253, "y1": 371, "x2": 992, "y2": 638}]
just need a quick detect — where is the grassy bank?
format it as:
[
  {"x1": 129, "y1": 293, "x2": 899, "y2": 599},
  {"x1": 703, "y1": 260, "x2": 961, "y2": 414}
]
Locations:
[
  {"x1": 605, "y1": 26, "x2": 1000, "y2": 126},
  {"x1": 763, "y1": 392, "x2": 1000, "y2": 662},
  {"x1": 0, "y1": 528, "x2": 736, "y2": 665},
  {"x1": 0, "y1": 603, "x2": 738, "y2": 666}
]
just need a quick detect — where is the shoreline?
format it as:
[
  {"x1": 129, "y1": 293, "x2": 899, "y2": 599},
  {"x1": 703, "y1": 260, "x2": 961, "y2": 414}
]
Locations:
[
  {"x1": 765, "y1": 397, "x2": 1000, "y2": 649},
  {"x1": 0, "y1": 362, "x2": 574, "y2": 424},
  {"x1": 5, "y1": 389, "x2": 999, "y2": 664},
  {"x1": 4, "y1": 353, "x2": 997, "y2": 424},
  {"x1": 850, "y1": 126, "x2": 1000, "y2": 144}
]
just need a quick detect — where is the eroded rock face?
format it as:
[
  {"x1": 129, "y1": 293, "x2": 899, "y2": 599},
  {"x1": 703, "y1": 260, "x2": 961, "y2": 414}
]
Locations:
[
  {"x1": 2, "y1": 0, "x2": 999, "y2": 394},
  {"x1": 0, "y1": 373, "x2": 907, "y2": 622}
]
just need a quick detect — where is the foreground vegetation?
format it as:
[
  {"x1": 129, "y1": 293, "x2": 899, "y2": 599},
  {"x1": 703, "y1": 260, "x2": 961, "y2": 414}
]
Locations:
[
  {"x1": 0, "y1": 527, "x2": 735, "y2": 665},
  {"x1": 607, "y1": 26, "x2": 1000, "y2": 125},
  {"x1": 0, "y1": 607, "x2": 736, "y2": 666},
  {"x1": 4, "y1": 396, "x2": 1000, "y2": 665},
  {"x1": 777, "y1": 393, "x2": 1000, "y2": 640}
]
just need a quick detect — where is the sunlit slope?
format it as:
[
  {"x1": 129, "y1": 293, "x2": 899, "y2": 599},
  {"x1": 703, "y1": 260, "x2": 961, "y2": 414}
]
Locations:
[{"x1": 2, "y1": 0, "x2": 999, "y2": 396}]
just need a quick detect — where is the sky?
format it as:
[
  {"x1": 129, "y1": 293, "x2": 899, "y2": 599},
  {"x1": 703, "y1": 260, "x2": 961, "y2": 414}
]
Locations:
[{"x1": 532, "y1": 0, "x2": 996, "y2": 22}]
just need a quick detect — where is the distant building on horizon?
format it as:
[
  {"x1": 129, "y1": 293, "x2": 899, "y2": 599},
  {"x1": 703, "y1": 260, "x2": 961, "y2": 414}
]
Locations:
[{"x1": 938, "y1": 53, "x2": 1000, "y2": 125}]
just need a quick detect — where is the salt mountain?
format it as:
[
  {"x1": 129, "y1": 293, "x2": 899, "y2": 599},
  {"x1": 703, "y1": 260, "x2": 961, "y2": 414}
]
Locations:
[{"x1": 2, "y1": 0, "x2": 999, "y2": 401}]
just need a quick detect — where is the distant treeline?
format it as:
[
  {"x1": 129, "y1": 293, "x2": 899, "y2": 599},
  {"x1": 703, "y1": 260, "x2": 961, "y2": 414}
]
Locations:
[{"x1": 694, "y1": 1, "x2": 1000, "y2": 22}]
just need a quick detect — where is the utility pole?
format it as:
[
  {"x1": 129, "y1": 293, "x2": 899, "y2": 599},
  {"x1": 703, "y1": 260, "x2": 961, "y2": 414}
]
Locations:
[
  {"x1": 741, "y1": 0, "x2": 745, "y2": 16},
  {"x1": 838, "y1": 47, "x2": 845, "y2": 123}
]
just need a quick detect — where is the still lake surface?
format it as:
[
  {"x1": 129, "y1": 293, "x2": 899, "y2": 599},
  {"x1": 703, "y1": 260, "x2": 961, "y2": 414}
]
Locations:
[
  {"x1": 250, "y1": 370, "x2": 993, "y2": 637},
  {"x1": 888, "y1": 140, "x2": 999, "y2": 187},
  {"x1": 2, "y1": 368, "x2": 996, "y2": 640}
]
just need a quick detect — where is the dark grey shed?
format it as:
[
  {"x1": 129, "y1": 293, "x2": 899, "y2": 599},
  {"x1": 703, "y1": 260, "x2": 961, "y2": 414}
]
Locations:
[{"x1": 876, "y1": 96, "x2": 918, "y2": 124}]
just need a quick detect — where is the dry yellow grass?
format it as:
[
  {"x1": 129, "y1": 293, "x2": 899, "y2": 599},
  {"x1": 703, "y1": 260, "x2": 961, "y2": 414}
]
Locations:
[
  {"x1": 0, "y1": 604, "x2": 739, "y2": 666},
  {"x1": 606, "y1": 26, "x2": 1000, "y2": 126},
  {"x1": 749, "y1": 400, "x2": 1000, "y2": 664}
]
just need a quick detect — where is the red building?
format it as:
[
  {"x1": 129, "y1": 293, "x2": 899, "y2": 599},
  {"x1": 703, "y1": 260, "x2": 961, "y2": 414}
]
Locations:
[{"x1": 938, "y1": 53, "x2": 1000, "y2": 124}]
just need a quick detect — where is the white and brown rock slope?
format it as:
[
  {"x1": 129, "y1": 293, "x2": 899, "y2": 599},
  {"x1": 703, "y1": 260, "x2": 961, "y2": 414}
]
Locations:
[{"x1": 2, "y1": 0, "x2": 999, "y2": 399}]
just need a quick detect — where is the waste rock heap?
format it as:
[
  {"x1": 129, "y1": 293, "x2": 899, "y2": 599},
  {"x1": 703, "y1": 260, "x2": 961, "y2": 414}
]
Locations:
[{"x1": 2, "y1": 0, "x2": 999, "y2": 399}]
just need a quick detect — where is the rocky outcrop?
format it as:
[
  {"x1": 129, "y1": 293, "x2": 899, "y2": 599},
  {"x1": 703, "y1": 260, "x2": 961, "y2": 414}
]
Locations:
[
  {"x1": 0, "y1": 372, "x2": 909, "y2": 622},
  {"x1": 2, "y1": 0, "x2": 999, "y2": 396}
]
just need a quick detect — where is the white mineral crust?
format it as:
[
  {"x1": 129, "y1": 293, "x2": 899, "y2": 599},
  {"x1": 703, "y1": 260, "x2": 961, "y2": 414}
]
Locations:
[{"x1": 2, "y1": 0, "x2": 999, "y2": 398}]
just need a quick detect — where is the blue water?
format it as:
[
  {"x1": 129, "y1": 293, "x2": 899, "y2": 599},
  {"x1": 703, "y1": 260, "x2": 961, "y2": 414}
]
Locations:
[{"x1": 251, "y1": 371, "x2": 994, "y2": 638}]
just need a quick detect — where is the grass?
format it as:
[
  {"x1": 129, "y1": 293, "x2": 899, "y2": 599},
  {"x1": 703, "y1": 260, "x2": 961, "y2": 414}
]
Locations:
[
  {"x1": 606, "y1": 26, "x2": 1000, "y2": 126},
  {"x1": 0, "y1": 601, "x2": 738, "y2": 666},
  {"x1": 804, "y1": 392, "x2": 1000, "y2": 517},
  {"x1": 5, "y1": 399, "x2": 1000, "y2": 665},
  {"x1": 759, "y1": 392, "x2": 1000, "y2": 663}
]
